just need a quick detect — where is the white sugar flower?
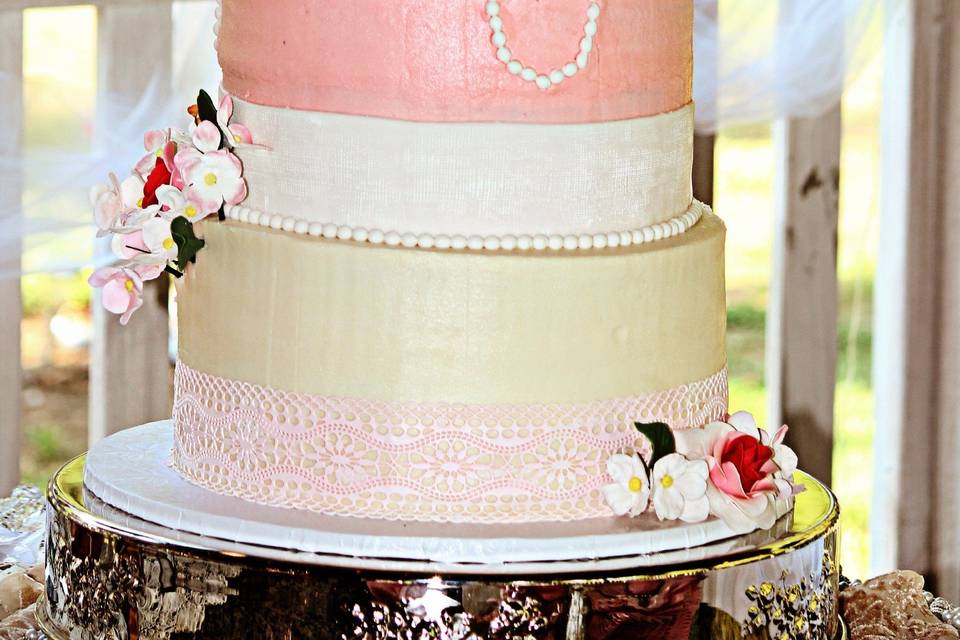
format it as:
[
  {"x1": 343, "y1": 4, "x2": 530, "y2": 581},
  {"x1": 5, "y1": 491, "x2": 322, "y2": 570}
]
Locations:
[
  {"x1": 174, "y1": 121, "x2": 247, "y2": 216},
  {"x1": 155, "y1": 184, "x2": 207, "y2": 223},
  {"x1": 142, "y1": 217, "x2": 177, "y2": 262},
  {"x1": 601, "y1": 453, "x2": 651, "y2": 517},
  {"x1": 90, "y1": 173, "x2": 158, "y2": 237},
  {"x1": 90, "y1": 176, "x2": 124, "y2": 236},
  {"x1": 650, "y1": 453, "x2": 710, "y2": 523},
  {"x1": 119, "y1": 173, "x2": 148, "y2": 209}
]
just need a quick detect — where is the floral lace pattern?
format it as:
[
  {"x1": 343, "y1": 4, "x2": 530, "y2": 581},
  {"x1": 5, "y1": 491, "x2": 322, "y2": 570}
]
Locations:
[{"x1": 171, "y1": 362, "x2": 728, "y2": 523}]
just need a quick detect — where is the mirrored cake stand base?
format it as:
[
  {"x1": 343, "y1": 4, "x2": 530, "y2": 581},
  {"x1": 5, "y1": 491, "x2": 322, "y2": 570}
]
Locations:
[{"x1": 37, "y1": 437, "x2": 843, "y2": 639}]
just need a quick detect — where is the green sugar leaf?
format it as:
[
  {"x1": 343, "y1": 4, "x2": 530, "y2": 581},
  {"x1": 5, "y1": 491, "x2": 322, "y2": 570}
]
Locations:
[
  {"x1": 634, "y1": 421, "x2": 676, "y2": 469},
  {"x1": 171, "y1": 216, "x2": 205, "y2": 272},
  {"x1": 196, "y1": 89, "x2": 226, "y2": 149}
]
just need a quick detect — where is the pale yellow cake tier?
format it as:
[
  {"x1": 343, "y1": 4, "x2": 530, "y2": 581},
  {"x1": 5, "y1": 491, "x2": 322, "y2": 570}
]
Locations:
[{"x1": 175, "y1": 212, "x2": 726, "y2": 405}]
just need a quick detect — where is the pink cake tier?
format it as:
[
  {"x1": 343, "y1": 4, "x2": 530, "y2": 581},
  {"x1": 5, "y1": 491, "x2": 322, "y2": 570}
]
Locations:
[{"x1": 216, "y1": 0, "x2": 692, "y2": 123}]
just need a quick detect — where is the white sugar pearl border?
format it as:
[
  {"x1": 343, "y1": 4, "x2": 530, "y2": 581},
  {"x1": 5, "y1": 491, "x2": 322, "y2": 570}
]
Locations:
[
  {"x1": 223, "y1": 200, "x2": 707, "y2": 252},
  {"x1": 487, "y1": 1, "x2": 600, "y2": 90}
]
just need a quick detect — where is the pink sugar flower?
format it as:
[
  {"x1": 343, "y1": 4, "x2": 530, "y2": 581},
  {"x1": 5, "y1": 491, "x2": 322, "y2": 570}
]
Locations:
[
  {"x1": 134, "y1": 129, "x2": 182, "y2": 187},
  {"x1": 135, "y1": 129, "x2": 169, "y2": 176},
  {"x1": 87, "y1": 263, "x2": 162, "y2": 325},
  {"x1": 217, "y1": 94, "x2": 253, "y2": 147},
  {"x1": 674, "y1": 412, "x2": 801, "y2": 534},
  {"x1": 174, "y1": 121, "x2": 247, "y2": 215},
  {"x1": 90, "y1": 176, "x2": 126, "y2": 237},
  {"x1": 111, "y1": 228, "x2": 149, "y2": 261}
]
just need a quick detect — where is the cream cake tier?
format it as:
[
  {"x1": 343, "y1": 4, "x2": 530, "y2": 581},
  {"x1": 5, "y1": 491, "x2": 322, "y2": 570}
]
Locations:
[{"x1": 171, "y1": 212, "x2": 727, "y2": 523}]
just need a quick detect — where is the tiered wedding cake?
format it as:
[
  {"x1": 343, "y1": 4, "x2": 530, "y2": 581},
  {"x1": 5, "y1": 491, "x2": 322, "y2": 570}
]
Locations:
[
  {"x1": 39, "y1": 2, "x2": 842, "y2": 638},
  {"x1": 173, "y1": 0, "x2": 729, "y2": 525}
]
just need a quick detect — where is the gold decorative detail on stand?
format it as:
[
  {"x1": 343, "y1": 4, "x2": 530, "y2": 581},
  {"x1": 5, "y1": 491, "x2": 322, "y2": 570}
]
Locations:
[
  {"x1": 37, "y1": 455, "x2": 842, "y2": 639},
  {"x1": 741, "y1": 552, "x2": 838, "y2": 639}
]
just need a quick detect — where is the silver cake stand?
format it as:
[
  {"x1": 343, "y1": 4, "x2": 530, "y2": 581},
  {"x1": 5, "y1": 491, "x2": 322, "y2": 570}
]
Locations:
[{"x1": 37, "y1": 455, "x2": 844, "y2": 639}]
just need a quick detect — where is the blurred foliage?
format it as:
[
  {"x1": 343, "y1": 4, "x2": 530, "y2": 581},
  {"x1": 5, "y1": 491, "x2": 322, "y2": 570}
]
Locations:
[
  {"x1": 26, "y1": 423, "x2": 68, "y2": 464},
  {"x1": 21, "y1": 272, "x2": 91, "y2": 317}
]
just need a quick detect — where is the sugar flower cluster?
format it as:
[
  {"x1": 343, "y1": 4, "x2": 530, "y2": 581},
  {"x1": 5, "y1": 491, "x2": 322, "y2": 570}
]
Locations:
[
  {"x1": 88, "y1": 91, "x2": 251, "y2": 323},
  {"x1": 602, "y1": 412, "x2": 803, "y2": 533}
]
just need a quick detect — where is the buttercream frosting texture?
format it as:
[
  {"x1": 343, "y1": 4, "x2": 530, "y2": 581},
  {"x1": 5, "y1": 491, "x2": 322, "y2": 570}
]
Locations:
[
  {"x1": 176, "y1": 213, "x2": 727, "y2": 404},
  {"x1": 167, "y1": 0, "x2": 728, "y2": 525},
  {"x1": 217, "y1": 0, "x2": 692, "y2": 122},
  {"x1": 231, "y1": 98, "x2": 695, "y2": 238}
]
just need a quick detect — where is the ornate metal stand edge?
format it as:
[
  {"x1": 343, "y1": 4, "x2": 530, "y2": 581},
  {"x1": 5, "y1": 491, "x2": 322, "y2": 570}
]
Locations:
[{"x1": 37, "y1": 455, "x2": 843, "y2": 640}]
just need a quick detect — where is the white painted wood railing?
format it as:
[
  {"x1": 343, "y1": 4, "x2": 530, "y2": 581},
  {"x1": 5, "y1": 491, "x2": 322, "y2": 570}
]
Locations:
[
  {"x1": 0, "y1": 6, "x2": 24, "y2": 495},
  {"x1": 872, "y1": 0, "x2": 960, "y2": 598},
  {"x1": 88, "y1": 1, "x2": 173, "y2": 445},
  {"x1": 0, "y1": 0, "x2": 175, "y2": 491}
]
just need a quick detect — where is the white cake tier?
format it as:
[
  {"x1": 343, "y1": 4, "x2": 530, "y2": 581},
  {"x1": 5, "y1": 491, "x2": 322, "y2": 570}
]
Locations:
[
  {"x1": 231, "y1": 97, "x2": 694, "y2": 239},
  {"x1": 86, "y1": 422, "x2": 796, "y2": 572}
]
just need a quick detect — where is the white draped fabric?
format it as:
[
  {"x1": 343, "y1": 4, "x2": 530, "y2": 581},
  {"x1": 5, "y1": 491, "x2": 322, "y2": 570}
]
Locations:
[
  {"x1": 693, "y1": 0, "x2": 881, "y2": 132},
  {"x1": 0, "y1": 0, "x2": 881, "y2": 277},
  {"x1": 0, "y1": 1, "x2": 220, "y2": 278}
]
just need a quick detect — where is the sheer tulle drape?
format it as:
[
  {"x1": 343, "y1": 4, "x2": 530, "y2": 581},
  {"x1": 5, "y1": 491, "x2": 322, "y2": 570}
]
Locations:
[
  {"x1": 693, "y1": 0, "x2": 881, "y2": 131},
  {"x1": 0, "y1": 0, "x2": 881, "y2": 278},
  {"x1": 0, "y1": 1, "x2": 220, "y2": 279}
]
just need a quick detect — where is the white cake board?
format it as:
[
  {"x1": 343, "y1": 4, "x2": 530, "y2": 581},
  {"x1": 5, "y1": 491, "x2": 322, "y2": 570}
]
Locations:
[{"x1": 84, "y1": 421, "x2": 787, "y2": 572}]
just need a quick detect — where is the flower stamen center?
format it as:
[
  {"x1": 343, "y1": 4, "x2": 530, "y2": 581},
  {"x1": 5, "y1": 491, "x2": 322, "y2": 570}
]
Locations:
[
  {"x1": 185, "y1": 205, "x2": 197, "y2": 218},
  {"x1": 162, "y1": 238, "x2": 174, "y2": 250},
  {"x1": 204, "y1": 172, "x2": 218, "y2": 186},
  {"x1": 628, "y1": 476, "x2": 643, "y2": 492},
  {"x1": 124, "y1": 279, "x2": 134, "y2": 292},
  {"x1": 660, "y1": 474, "x2": 674, "y2": 489}
]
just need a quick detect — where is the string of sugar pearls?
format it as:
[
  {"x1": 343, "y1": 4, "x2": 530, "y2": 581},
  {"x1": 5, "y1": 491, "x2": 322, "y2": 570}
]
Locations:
[{"x1": 486, "y1": 2, "x2": 600, "y2": 90}]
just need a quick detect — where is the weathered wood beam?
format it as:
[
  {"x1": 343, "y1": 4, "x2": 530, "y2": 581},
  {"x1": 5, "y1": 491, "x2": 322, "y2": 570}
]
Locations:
[
  {"x1": 766, "y1": 106, "x2": 841, "y2": 486},
  {"x1": 0, "y1": 8, "x2": 23, "y2": 494},
  {"x1": 88, "y1": 2, "x2": 173, "y2": 445},
  {"x1": 693, "y1": 134, "x2": 716, "y2": 207},
  {"x1": 873, "y1": 0, "x2": 960, "y2": 598}
]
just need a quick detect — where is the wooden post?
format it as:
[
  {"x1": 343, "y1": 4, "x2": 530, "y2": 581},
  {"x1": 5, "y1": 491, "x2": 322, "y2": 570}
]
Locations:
[
  {"x1": 931, "y1": 1, "x2": 960, "y2": 595},
  {"x1": 691, "y1": 0, "x2": 717, "y2": 207},
  {"x1": 765, "y1": 108, "x2": 841, "y2": 485},
  {"x1": 89, "y1": 1, "x2": 173, "y2": 445},
  {"x1": 765, "y1": 0, "x2": 843, "y2": 487},
  {"x1": 693, "y1": 134, "x2": 716, "y2": 207},
  {"x1": 872, "y1": 0, "x2": 960, "y2": 597},
  {"x1": 0, "y1": 9, "x2": 23, "y2": 494}
]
